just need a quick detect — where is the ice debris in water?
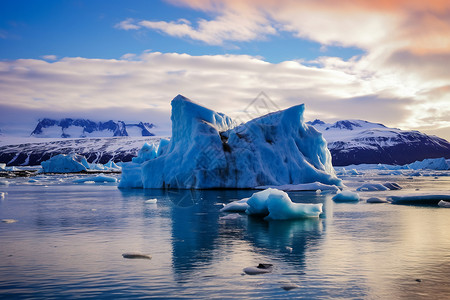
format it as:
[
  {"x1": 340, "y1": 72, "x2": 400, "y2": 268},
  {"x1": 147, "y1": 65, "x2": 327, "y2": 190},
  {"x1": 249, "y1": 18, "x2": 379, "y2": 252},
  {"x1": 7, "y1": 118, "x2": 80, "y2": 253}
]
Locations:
[
  {"x1": 332, "y1": 191, "x2": 360, "y2": 202},
  {"x1": 0, "y1": 180, "x2": 10, "y2": 186},
  {"x1": 438, "y1": 200, "x2": 450, "y2": 208},
  {"x1": 356, "y1": 183, "x2": 389, "y2": 192},
  {"x1": 144, "y1": 198, "x2": 158, "y2": 204},
  {"x1": 73, "y1": 175, "x2": 117, "y2": 183},
  {"x1": 41, "y1": 154, "x2": 90, "y2": 173},
  {"x1": 255, "y1": 182, "x2": 340, "y2": 192},
  {"x1": 243, "y1": 263, "x2": 273, "y2": 275},
  {"x1": 222, "y1": 188, "x2": 322, "y2": 221},
  {"x1": 366, "y1": 197, "x2": 388, "y2": 204},
  {"x1": 119, "y1": 94, "x2": 342, "y2": 189},
  {"x1": 389, "y1": 195, "x2": 450, "y2": 206}
]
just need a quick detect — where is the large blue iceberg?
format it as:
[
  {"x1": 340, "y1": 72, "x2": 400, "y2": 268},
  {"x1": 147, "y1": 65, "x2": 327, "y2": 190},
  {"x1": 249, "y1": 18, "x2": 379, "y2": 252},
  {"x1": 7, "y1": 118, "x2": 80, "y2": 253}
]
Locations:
[{"x1": 119, "y1": 95, "x2": 342, "y2": 189}]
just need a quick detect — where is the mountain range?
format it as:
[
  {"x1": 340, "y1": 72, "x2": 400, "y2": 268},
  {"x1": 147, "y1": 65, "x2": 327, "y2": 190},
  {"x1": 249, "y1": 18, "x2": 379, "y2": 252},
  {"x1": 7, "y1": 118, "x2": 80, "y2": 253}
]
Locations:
[
  {"x1": 307, "y1": 119, "x2": 450, "y2": 166},
  {"x1": 31, "y1": 118, "x2": 155, "y2": 138},
  {"x1": 0, "y1": 118, "x2": 449, "y2": 167}
]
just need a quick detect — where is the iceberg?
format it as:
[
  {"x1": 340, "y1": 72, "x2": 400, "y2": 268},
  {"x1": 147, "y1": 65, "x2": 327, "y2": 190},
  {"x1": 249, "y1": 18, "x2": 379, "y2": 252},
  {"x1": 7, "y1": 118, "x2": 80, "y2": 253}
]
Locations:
[
  {"x1": 120, "y1": 95, "x2": 342, "y2": 189},
  {"x1": 332, "y1": 191, "x2": 360, "y2": 202},
  {"x1": 389, "y1": 194, "x2": 450, "y2": 206},
  {"x1": 41, "y1": 154, "x2": 89, "y2": 173},
  {"x1": 438, "y1": 200, "x2": 450, "y2": 208},
  {"x1": 407, "y1": 157, "x2": 449, "y2": 170},
  {"x1": 73, "y1": 175, "x2": 118, "y2": 183},
  {"x1": 222, "y1": 188, "x2": 323, "y2": 220}
]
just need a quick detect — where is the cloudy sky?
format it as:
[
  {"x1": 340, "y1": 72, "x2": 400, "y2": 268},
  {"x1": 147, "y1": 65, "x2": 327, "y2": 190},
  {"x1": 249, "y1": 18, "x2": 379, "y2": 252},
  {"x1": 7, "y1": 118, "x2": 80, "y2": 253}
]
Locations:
[{"x1": 1, "y1": 0, "x2": 449, "y2": 140}]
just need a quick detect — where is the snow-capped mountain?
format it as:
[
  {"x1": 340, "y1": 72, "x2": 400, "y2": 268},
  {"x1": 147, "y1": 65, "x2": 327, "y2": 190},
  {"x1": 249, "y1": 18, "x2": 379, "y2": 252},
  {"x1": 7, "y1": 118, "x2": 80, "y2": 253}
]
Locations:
[
  {"x1": 0, "y1": 136, "x2": 164, "y2": 166},
  {"x1": 31, "y1": 118, "x2": 155, "y2": 138},
  {"x1": 307, "y1": 119, "x2": 450, "y2": 166}
]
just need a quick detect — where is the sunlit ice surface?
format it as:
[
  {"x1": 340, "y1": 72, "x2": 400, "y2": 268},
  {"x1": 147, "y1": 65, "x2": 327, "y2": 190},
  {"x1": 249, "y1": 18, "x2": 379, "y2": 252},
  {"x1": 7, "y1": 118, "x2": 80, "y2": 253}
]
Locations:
[{"x1": 0, "y1": 172, "x2": 449, "y2": 299}]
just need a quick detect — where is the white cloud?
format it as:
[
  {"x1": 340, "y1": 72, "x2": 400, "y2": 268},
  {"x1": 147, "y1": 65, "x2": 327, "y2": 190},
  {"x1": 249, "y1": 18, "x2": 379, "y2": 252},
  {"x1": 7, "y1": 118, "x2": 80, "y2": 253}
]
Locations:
[
  {"x1": 116, "y1": 12, "x2": 277, "y2": 45},
  {"x1": 1, "y1": 51, "x2": 449, "y2": 140}
]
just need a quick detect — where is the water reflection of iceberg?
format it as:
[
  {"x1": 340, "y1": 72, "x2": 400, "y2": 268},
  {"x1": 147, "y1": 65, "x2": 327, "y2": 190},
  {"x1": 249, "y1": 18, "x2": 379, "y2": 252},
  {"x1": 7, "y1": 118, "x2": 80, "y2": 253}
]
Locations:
[{"x1": 166, "y1": 190, "x2": 325, "y2": 280}]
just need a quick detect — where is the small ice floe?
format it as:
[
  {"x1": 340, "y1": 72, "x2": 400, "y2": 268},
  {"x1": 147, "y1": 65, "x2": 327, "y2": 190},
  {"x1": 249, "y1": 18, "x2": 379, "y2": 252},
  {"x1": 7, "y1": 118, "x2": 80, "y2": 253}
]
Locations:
[
  {"x1": 0, "y1": 192, "x2": 6, "y2": 200},
  {"x1": 356, "y1": 183, "x2": 388, "y2": 192},
  {"x1": 438, "y1": 200, "x2": 450, "y2": 208},
  {"x1": 366, "y1": 197, "x2": 388, "y2": 204},
  {"x1": 383, "y1": 182, "x2": 402, "y2": 190},
  {"x1": 284, "y1": 246, "x2": 293, "y2": 253},
  {"x1": 73, "y1": 175, "x2": 117, "y2": 184},
  {"x1": 220, "y1": 198, "x2": 249, "y2": 213},
  {"x1": 0, "y1": 180, "x2": 10, "y2": 186},
  {"x1": 144, "y1": 198, "x2": 158, "y2": 204},
  {"x1": 281, "y1": 282, "x2": 300, "y2": 291},
  {"x1": 122, "y1": 253, "x2": 152, "y2": 260},
  {"x1": 243, "y1": 263, "x2": 273, "y2": 275},
  {"x1": 332, "y1": 191, "x2": 360, "y2": 202},
  {"x1": 255, "y1": 182, "x2": 340, "y2": 192},
  {"x1": 1, "y1": 219, "x2": 17, "y2": 224},
  {"x1": 389, "y1": 195, "x2": 450, "y2": 206},
  {"x1": 219, "y1": 213, "x2": 242, "y2": 220}
]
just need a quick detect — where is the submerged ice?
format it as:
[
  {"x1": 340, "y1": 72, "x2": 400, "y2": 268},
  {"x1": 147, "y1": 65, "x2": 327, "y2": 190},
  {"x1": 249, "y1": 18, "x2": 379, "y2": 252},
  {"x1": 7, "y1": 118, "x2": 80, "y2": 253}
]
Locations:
[{"x1": 120, "y1": 95, "x2": 342, "y2": 189}]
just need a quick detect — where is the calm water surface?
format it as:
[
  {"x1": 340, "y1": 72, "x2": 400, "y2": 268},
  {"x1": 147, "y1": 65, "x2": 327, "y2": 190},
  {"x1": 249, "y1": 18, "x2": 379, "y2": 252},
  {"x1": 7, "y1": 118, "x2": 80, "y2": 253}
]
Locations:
[{"x1": 0, "y1": 174, "x2": 449, "y2": 299}]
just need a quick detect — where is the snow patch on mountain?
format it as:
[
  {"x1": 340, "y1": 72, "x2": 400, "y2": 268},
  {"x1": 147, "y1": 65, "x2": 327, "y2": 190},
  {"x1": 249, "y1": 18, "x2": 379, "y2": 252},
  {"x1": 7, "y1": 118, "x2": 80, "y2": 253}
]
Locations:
[{"x1": 31, "y1": 118, "x2": 155, "y2": 138}]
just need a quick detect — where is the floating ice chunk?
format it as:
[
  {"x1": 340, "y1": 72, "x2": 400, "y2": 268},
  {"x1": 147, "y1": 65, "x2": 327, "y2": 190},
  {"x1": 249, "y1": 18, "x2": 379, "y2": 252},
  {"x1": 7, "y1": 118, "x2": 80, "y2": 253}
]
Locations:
[
  {"x1": 144, "y1": 198, "x2": 158, "y2": 204},
  {"x1": 73, "y1": 175, "x2": 117, "y2": 183},
  {"x1": 220, "y1": 198, "x2": 249, "y2": 212},
  {"x1": 0, "y1": 163, "x2": 5, "y2": 170},
  {"x1": 88, "y1": 163, "x2": 106, "y2": 171},
  {"x1": 132, "y1": 143, "x2": 157, "y2": 164},
  {"x1": 219, "y1": 213, "x2": 242, "y2": 220},
  {"x1": 245, "y1": 188, "x2": 322, "y2": 220},
  {"x1": 383, "y1": 182, "x2": 402, "y2": 190},
  {"x1": 104, "y1": 160, "x2": 121, "y2": 170},
  {"x1": 41, "y1": 154, "x2": 89, "y2": 173},
  {"x1": 1, "y1": 219, "x2": 17, "y2": 223},
  {"x1": 243, "y1": 263, "x2": 273, "y2": 275},
  {"x1": 438, "y1": 200, "x2": 450, "y2": 208},
  {"x1": 255, "y1": 182, "x2": 340, "y2": 192},
  {"x1": 332, "y1": 191, "x2": 360, "y2": 202},
  {"x1": 389, "y1": 195, "x2": 450, "y2": 206},
  {"x1": 264, "y1": 193, "x2": 323, "y2": 221},
  {"x1": 366, "y1": 197, "x2": 388, "y2": 203},
  {"x1": 0, "y1": 180, "x2": 9, "y2": 186},
  {"x1": 0, "y1": 192, "x2": 6, "y2": 199},
  {"x1": 407, "y1": 157, "x2": 449, "y2": 170},
  {"x1": 356, "y1": 183, "x2": 389, "y2": 191}
]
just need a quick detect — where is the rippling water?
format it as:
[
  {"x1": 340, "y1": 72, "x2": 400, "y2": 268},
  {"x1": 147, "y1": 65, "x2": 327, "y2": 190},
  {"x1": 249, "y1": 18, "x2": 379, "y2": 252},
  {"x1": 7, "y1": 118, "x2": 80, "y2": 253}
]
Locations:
[{"x1": 0, "y1": 174, "x2": 449, "y2": 299}]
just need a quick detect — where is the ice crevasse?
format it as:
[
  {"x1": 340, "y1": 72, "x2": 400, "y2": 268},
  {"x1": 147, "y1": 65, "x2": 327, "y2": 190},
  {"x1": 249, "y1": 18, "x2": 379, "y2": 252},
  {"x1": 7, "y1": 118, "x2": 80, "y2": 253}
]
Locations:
[{"x1": 119, "y1": 95, "x2": 342, "y2": 189}]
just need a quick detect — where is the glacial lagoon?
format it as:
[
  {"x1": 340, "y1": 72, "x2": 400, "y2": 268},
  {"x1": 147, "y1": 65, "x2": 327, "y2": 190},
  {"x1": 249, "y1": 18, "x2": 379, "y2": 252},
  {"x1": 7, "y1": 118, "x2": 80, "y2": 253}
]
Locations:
[{"x1": 1, "y1": 173, "x2": 450, "y2": 299}]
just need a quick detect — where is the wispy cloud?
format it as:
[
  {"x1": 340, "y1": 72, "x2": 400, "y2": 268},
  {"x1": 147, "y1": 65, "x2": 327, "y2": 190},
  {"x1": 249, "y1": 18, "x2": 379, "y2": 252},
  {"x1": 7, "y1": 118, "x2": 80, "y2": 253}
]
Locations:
[
  {"x1": 115, "y1": 12, "x2": 277, "y2": 45},
  {"x1": 1, "y1": 51, "x2": 449, "y2": 139}
]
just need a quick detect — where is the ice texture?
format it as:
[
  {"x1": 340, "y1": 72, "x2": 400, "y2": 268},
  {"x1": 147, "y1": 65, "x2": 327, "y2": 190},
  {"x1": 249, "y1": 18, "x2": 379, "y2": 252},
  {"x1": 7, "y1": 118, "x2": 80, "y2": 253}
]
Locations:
[
  {"x1": 120, "y1": 95, "x2": 342, "y2": 189},
  {"x1": 438, "y1": 200, "x2": 450, "y2": 208},
  {"x1": 407, "y1": 157, "x2": 449, "y2": 170},
  {"x1": 41, "y1": 154, "x2": 89, "y2": 173},
  {"x1": 255, "y1": 182, "x2": 340, "y2": 192},
  {"x1": 221, "y1": 188, "x2": 323, "y2": 220},
  {"x1": 356, "y1": 183, "x2": 389, "y2": 191},
  {"x1": 332, "y1": 191, "x2": 360, "y2": 202},
  {"x1": 73, "y1": 175, "x2": 117, "y2": 183}
]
